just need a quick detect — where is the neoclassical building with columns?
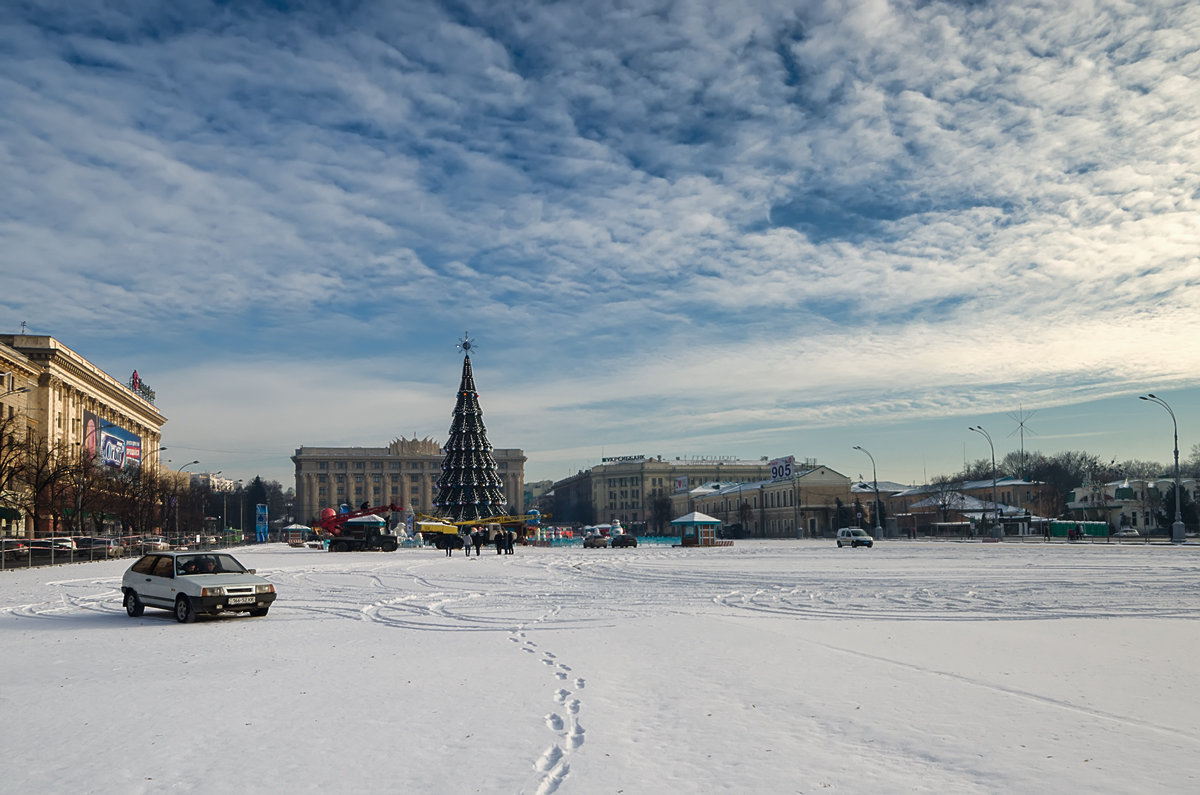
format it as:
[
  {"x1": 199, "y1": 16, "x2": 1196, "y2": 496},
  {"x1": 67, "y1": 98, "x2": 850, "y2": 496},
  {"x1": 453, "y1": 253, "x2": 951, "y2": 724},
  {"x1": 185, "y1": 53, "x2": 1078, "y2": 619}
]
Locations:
[
  {"x1": 291, "y1": 436, "x2": 526, "y2": 524},
  {"x1": 1, "y1": 334, "x2": 167, "y2": 535}
]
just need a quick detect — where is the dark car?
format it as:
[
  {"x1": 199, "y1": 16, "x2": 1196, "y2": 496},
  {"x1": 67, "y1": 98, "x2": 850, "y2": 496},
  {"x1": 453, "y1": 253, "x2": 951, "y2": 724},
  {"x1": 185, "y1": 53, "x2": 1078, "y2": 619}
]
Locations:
[
  {"x1": 1, "y1": 538, "x2": 28, "y2": 562},
  {"x1": 610, "y1": 534, "x2": 638, "y2": 548},
  {"x1": 75, "y1": 536, "x2": 126, "y2": 557}
]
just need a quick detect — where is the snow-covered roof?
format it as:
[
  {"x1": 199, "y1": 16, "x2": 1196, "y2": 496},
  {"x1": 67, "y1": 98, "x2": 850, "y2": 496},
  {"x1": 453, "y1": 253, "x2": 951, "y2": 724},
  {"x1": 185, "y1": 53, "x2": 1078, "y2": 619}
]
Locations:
[
  {"x1": 344, "y1": 513, "x2": 387, "y2": 524},
  {"x1": 893, "y1": 476, "x2": 1043, "y2": 498},
  {"x1": 908, "y1": 492, "x2": 1026, "y2": 516},
  {"x1": 670, "y1": 511, "x2": 721, "y2": 525},
  {"x1": 851, "y1": 480, "x2": 910, "y2": 494}
]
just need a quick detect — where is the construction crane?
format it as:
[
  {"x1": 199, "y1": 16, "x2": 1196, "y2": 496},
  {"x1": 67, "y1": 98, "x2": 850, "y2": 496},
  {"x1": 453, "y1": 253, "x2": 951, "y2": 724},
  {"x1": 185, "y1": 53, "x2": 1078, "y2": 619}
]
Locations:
[{"x1": 316, "y1": 503, "x2": 404, "y2": 535}]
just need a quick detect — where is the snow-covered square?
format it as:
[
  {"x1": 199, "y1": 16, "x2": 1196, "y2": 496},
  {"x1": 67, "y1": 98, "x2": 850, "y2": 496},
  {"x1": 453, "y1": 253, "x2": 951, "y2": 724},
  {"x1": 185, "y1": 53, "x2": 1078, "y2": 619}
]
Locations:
[{"x1": 3, "y1": 539, "x2": 1199, "y2": 794}]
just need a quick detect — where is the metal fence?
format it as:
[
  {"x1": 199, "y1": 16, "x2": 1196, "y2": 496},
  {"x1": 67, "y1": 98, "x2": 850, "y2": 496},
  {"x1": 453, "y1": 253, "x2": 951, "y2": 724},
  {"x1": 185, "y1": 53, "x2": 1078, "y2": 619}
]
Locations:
[{"x1": 0, "y1": 534, "x2": 255, "y2": 571}]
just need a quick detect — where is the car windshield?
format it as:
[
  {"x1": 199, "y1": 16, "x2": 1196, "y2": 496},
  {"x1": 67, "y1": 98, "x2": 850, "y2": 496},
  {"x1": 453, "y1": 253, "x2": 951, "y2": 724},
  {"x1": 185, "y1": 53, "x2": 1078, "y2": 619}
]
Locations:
[
  {"x1": 176, "y1": 554, "x2": 247, "y2": 576},
  {"x1": 851, "y1": 530, "x2": 869, "y2": 537}
]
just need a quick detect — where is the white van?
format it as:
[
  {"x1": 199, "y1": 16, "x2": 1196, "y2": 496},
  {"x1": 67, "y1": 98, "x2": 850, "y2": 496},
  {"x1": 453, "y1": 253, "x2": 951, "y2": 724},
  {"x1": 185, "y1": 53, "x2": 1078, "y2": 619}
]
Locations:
[{"x1": 836, "y1": 528, "x2": 873, "y2": 548}]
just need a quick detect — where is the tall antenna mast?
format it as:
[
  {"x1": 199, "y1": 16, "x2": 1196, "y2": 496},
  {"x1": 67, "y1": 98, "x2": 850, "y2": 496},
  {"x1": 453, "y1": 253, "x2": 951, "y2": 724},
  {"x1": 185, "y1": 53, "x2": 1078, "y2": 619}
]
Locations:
[{"x1": 1006, "y1": 404, "x2": 1039, "y2": 480}]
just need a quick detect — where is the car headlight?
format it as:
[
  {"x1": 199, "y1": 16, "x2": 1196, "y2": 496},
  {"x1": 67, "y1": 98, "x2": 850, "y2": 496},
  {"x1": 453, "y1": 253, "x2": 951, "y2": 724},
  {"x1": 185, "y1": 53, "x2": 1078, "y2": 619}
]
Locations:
[
  {"x1": 256, "y1": 584, "x2": 275, "y2": 594},
  {"x1": 201, "y1": 587, "x2": 225, "y2": 597}
]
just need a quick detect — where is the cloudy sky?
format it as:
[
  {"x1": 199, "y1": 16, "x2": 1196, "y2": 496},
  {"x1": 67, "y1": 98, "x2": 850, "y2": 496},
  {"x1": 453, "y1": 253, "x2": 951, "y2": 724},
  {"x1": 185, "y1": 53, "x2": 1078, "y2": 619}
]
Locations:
[{"x1": 3, "y1": 0, "x2": 1199, "y2": 489}]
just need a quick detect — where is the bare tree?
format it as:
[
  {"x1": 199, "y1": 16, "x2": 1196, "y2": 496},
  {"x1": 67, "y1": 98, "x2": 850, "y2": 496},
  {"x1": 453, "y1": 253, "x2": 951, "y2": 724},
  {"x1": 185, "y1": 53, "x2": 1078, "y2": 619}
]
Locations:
[
  {"x1": 1185, "y1": 443, "x2": 1200, "y2": 479},
  {"x1": 106, "y1": 465, "x2": 166, "y2": 537},
  {"x1": 11, "y1": 433, "x2": 73, "y2": 538},
  {"x1": 650, "y1": 494, "x2": 672, "y2": 535},
  {"x1": 737, "y1": 499, "x2": 753, "y2": 536},
  {"x1": 1117, "y1": 459, "x2": 1167, "y2": 480},
  {"x1": 930, "y1": 476, "x2": 964, "y2": 524},
  {"x1": 0, "y1": 410, "x2": 25, "y2": 518},
  {"x1": 956, "y1": 458, "x2": 996, "y2": 482},
  {"x1": 62, "y1": 451, "x2": 111, "y2": 536}
]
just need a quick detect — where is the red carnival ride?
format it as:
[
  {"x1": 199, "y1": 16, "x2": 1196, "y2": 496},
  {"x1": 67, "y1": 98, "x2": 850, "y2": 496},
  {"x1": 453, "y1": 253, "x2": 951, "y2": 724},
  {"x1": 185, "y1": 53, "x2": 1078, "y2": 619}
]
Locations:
[{"x1": 315, "y1": 503, "x2": 405, "y2": 552}]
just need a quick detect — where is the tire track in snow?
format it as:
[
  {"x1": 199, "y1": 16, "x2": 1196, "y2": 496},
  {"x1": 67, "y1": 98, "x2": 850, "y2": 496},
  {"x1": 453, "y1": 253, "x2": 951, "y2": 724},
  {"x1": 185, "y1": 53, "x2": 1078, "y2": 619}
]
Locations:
[{"x1": 800, "y1": 635, "x2": 1200, "y2": 745}]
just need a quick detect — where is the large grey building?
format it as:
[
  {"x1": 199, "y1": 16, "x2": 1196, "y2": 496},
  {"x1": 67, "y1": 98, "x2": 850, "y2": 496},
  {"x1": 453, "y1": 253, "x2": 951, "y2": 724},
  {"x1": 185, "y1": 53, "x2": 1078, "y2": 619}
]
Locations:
[{"x1": 292, "y1": 435, "x2": 525, "y2": 524}]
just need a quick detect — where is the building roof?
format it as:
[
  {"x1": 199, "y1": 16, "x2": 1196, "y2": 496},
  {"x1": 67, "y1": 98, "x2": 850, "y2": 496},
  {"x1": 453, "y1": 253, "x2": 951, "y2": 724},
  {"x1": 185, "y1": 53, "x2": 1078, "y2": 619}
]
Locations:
[
  {"x1": 908, "y1": 491, "x2": 1028, "y2": 517},
  {"x1": 893, "y1": 476, "x2": 1044, "y2": 498},
  {"x1": 670, "y1": 511, "x2": 721, "y2": 525},
  {"x1": 851, "y1": 480, "x2": 910, "y2": 494}
]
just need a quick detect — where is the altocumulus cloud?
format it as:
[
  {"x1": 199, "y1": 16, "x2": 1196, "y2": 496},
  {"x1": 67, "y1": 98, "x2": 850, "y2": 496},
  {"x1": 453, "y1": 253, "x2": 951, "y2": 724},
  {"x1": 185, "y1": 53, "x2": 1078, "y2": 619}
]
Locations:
[{"x1": 2, "y1": 0, "x2": 1199, "y2": 483}]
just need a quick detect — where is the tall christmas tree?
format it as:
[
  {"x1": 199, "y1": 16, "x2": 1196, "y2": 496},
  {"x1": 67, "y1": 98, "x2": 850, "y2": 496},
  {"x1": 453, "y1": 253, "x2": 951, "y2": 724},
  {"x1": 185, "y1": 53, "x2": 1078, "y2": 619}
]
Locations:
[{"x1": 432, "y1": 335, "x2": 508, "y2": 522}]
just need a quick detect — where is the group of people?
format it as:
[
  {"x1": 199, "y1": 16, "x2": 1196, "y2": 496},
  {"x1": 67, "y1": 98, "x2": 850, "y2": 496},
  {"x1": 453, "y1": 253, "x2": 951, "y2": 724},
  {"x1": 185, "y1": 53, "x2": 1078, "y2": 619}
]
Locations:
[
  {"x1": 484, "y1": 526, "x2": 516, "y2": 555},
  {"x1": 468, "y1": 526, "x2": 517, "y2": 556},
  {"x1": 437, "y1": 526, "x2": 519, "y2": 556}
]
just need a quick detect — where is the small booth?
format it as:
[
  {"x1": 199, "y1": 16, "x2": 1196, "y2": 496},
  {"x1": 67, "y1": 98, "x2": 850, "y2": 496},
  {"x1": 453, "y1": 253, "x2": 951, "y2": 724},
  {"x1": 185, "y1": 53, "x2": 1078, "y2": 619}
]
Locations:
[
  {"x1": 282, "y1": 523, "x2": 310, "y2": 547},
  {"x1": 671, "y1": 511, "x2": 730, "y2": 547}
]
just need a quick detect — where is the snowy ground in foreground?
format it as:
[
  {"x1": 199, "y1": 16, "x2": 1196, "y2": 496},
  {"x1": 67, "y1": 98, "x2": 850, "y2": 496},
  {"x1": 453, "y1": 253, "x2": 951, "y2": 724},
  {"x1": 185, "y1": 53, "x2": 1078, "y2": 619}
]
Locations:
[{"x1": 3, "y1": 539, "x2": 1200, "y2": 794}]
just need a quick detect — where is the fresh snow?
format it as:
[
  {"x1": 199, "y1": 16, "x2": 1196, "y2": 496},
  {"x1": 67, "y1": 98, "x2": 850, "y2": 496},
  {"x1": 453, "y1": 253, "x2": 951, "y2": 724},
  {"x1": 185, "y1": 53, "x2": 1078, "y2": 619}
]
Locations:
[{"x1": 3, "y1": 540, "x2": 1199, "y2": 794}]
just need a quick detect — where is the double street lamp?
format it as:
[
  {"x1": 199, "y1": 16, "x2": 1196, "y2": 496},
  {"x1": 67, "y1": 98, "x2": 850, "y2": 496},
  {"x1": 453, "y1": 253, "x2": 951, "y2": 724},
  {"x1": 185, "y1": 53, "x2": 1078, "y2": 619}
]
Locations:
[
  {"x1": 852, "y1": 445, "x2": 883, "y2": 537},
  {"x1": 968, "y1": 425, "x2": 1003, "y2": 539},
  {"x1": 1139, "y1": 394, "x2": 1186, "y2": 544}
]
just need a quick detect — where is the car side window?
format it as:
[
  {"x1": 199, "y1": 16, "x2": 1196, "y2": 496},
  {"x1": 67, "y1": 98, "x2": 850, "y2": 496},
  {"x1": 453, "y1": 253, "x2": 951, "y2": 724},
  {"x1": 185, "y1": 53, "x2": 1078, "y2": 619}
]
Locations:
[
  {"x1": 131, "y1": 555, "x2": 157, "y2": 575},
  {"x1": 151, "y1": 556, "x2": 174, "y2": 578}
]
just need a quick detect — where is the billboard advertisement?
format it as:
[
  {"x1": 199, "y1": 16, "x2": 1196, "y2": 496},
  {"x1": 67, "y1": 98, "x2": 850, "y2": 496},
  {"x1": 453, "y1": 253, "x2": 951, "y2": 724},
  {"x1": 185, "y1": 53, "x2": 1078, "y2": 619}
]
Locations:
[
  {"x1": 83, "y1": 410, "x2": 142, "y2": 468},
  {"x1": 256, "y1": 504, "x2": 269, "y2": 543},
  {"x1": 769, "y1": 456, "x2": 795, "y2": 481}
]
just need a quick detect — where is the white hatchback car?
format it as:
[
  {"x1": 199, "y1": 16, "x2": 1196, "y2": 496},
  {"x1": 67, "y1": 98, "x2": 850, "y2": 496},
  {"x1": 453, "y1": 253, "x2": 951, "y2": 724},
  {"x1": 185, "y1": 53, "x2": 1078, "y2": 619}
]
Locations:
[{"x1": 121, "y1": 551, "x2": 276, "y2": 623}]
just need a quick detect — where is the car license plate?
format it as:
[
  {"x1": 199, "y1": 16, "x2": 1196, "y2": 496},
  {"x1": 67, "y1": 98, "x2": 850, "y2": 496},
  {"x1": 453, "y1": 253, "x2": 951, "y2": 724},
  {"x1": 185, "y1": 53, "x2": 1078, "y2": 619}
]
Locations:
[{"x1": 229, "y1": 596, "x2": 255, "y2": 605}]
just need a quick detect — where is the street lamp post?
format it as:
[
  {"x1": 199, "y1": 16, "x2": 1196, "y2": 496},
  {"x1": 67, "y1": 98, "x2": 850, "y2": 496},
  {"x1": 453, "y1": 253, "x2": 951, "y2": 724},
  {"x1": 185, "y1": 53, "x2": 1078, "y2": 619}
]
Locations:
[
  {"x1": 1139, "y1": 394, "x2": 1186, "y2": 544},
  {"x1": 852, "y1": 445, "x2": 884, "y2": 538},
  {"x1": 969, "y1": 426, "x2": 1003, "y2": 539},
  {"x1": 207, "y1": 472, "x2": 222, "y2": 543},
  {"x1": 176, "y1": 460, "x2": 200, "y2": 539}
]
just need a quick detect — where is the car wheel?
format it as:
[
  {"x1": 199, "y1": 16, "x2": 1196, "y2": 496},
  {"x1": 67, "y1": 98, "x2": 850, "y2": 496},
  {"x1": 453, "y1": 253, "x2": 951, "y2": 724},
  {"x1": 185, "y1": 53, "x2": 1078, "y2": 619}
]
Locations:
[
  {"x1": 837, "y1": 540, "x2": 843, "y2": 548},
  {"x1": 174, "y1": 595, "x2": 197, "y2": 623},
  {"x1": 249, "y1": 607, "x2": 269, "y2": 617},
  {"x1": 124, "y1": 590, "x2": 144, "y2": 617}
]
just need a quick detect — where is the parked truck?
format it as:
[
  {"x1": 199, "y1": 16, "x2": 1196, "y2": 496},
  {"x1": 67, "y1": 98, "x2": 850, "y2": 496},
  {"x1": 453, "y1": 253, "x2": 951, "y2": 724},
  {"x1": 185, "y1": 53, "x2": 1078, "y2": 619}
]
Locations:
[{"x1": 317, "y1": 503, "x2": 403, "y2": 552}]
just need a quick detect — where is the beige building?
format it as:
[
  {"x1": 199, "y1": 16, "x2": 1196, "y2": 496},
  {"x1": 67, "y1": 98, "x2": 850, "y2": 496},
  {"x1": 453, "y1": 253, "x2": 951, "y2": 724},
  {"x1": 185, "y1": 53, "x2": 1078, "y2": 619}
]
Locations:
[
  {"x1": 552, "y1": 455, "x2": 782, "y2": 531},
  {"x1": 671, "y1": 464, "x2": 853, "y2": 538},
  {"x1": 1, "y1": 334, "x2": 167, "y2": 535},
  {"x1": 292, "y1": 435, "x2": 526, "y2": 524}
]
